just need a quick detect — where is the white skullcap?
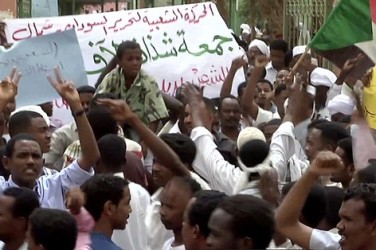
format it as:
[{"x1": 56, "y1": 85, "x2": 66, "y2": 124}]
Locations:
[
  {"x1": 248, "y1": 39, "x2": 270, "y2": 57},
  {"x1": 292, "y1": 45, "x2": 310, "y2": 57},
  {"x1": 240, "y1": 23, "x2": 251, "y2": 32},
  {"x1": 237, "y1": 127, "x2": 266, "y2": 150},
  {"x1": 327, "y1": 94, "x2": 356, "y2": 116},
  {"x1": 310, "y1": 67, "x2": 337, "y2": 88},
  {"x1": 11, "y1": 105, "x2": 50, "y2": 127}
]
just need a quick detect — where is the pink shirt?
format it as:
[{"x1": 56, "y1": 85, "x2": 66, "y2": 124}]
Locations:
[{"x1": 74, "y1": 208, "x2": 95, "y2": 250}]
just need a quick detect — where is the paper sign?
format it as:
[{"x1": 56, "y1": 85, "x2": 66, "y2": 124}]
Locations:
[
  {"x1": 32, "y1": 0, "x2": 58, "y2": 17},
  {"x1": 0, "y1": 29, "x2": 88, "y2": 107}
]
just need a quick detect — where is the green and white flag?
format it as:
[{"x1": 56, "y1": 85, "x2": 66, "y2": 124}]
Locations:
[{"x1": 310, "y1": 0, "x2": 376, "y2": 78}]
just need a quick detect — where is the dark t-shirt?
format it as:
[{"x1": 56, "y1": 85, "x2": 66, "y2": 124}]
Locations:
[{"x1": 91, "y1": 232, "x2": 122, "y2": 250}]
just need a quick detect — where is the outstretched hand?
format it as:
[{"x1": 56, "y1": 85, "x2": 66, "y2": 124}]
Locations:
[
  {"x1": 255, "y1": 55, "x2": 269, "y2": 68},
  {"x1": 342, "y1": 54, "x2": 364, "y2": 75},
  {"x1": 66, "y1": 188, "x2": 85, "y2": 215},
  {"x1": 309, "y1": 151, "x2": 344, "y2": 177},
  {"x1": 0, "y1": 67, "x2": 21, "y2": 102},
  {"x1": 47, "y1": 66, "x2": 80, "y2": 106},
  {"x1": 96, "y1": 98, "x2": 135, "y2": 123},
  {"x1": 230, "y1": 56, "x2": 248, "y2": 71}
]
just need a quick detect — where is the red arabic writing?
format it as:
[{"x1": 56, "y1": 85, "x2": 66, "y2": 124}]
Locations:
[{"x1": 10, "y1": 3, "x2": 215, "y2": 41}]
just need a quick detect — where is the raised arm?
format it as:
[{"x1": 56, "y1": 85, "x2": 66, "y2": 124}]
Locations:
[
  {"x1": 242, "y1": 56, "x2": 268, "y2": 119},
  {"x1": 48, "y1": 67, "x2": 100, "y2": 171},
  {"x1": 0, "y1": 67, "x2": 21, "y2": 111},
  {"x1": 275, "y1": 151, "x2": 343, "y2": 249},
  {"x1": 161, "y1": 92, "x2": 184, "y2": 123},
  {"x1": 220, "y1": 57, "x2": 247, "y2": 98},
  {"x1": 97, "y1": 98, "x2": 189, "y2": 177}
]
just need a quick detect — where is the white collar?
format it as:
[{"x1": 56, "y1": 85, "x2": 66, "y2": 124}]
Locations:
[{"x1": 265, "y1": 61, "x2": 274, "y2": 70}]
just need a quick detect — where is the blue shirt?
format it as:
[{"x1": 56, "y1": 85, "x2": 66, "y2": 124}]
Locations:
[
  {"x1": 91, "y1": 232, "x2": 122, "y2": 250},
  {"x1": 0, "y1": 160, "x2": 94, "y2": 209}
]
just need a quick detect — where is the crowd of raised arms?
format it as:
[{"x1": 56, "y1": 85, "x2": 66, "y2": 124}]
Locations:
[{"x1": 0, "y1": 21, "x2": 376, "y2": 250}]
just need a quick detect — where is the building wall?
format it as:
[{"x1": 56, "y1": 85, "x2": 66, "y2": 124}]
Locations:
[{"x1": 0, "y1": 0, "x2": 16, "y2": 17}]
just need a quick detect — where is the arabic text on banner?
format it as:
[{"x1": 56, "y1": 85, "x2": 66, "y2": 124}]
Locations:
[
  {"x1": 0, "y1": 29, "x2": 88, "y2": 107},
  {"x1": 4, "y1": 2, "x2": 244, "y2": 98}
]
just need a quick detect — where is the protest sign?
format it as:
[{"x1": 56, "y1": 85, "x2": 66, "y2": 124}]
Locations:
[
  {"x1": 0, "y1": 29, "x2": 87, "y2": 107},
  {"x1": 4, "y1": 2, "x2": 244, "y2": 98}
]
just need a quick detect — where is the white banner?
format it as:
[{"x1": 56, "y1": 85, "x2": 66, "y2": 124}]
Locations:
[{"x1": 4, "y1": 3, "x2": 245, "y2": 125}]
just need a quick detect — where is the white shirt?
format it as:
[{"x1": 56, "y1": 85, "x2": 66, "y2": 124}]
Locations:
[
  {"x1": 145, "y1": 188, "x2": 173, "y2": 250},
  {"x1": 265, "y1": 62, "x2": 278, "y2": 84},
  {"x1": 309, "y1": 229, "x2": 341, "y2": 250},
  {"x1": 0, "y1": 160, "x2": 93, "y2": 209},
  {"x1": 112, "y1": 173, "x2": 150, "y2": 250},
  {"x1": 44, "y1": 122, "x2": 78, "y2": 170},
  {"x1": 145, "y1": 173, "x2": 209, "y2": 250},
  {"x1": 0, "y1": 241, "x2": 28, "y2": 250},
  {"x1": 190, "y1": 126, "x2": 243, "y2": 195},
  {"x1": 269, "y1": 122, "x2": 309, "y2": 183},
  {"x1": 253, "y1": 107, "x2": 281, "y2": 127},
  {"x1": 162, "y1": 237, "x2": 186, "y2": 250}
]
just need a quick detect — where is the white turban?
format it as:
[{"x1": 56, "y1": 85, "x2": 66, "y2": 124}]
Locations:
[
  {"x1": 11, "y1": 105, "x2": 50, "y2": 127},
  {"x1": 248, "y1": 39, "x2": 270, "y2": 57},
  {"x1": 292, "y1": 45, "x2": 311, "y2": 57},
  {"x1": 237, "y1": 127, "x2": 266, "y2": 150},
  {"x1": 240, "y1": 23, "x2": 251, "y2": 32},
  {"x1": 327, "y1": 94, "x2": 356, "y2": 116},
  {"x1": 310, "y1": 67, "x2": 337, "y2": 88}
]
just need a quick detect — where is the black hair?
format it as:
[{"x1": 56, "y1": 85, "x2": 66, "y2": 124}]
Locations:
[
  {"x1": 237, "y1": 81, "x2": 247, "y2": 97},
  {"x1": 8, "y1": 111, "x2": 43, "y2": 137},
  {"x1": 218, "y1": 95, "x2": 240, "y2": 112},
  {"x1": 5, "y1": 133, "x2": 39, "y2": 157},
  {"x1": 77, "y1": 85, "x2": 96, "y2": 95},
  {"x1": 239, "y1": 139, "x2": 269, "y2": 167},
  {"x1": 266, "y1": 118, "x2": 283, "y2": 127},
  {"x1": 357, "y1": 161, "x2": 376, "y2": 184},
  {"x1": 311, "y1": 121, "x2": 350, "y2": 149},
  {"x1": 167, "y1": 176, "x2": 202, "y2": 195},
  {"x1": 308, "y1": 119, "x2": 328, "y2": 130},
  {"x1": 116, "y1": 41, "x2": 141, "y2": 59},
  {"x1": 29, "y1": 208, "x2": 77, "y2": 250},
  {"x1": 188, "y1": 190, "x2": 227, "y2": 237},
  {"x1": 98, "y1": 134, "x2": 126, "y2": 172},
  {"x1": 269, "y1": 39, "x2": 289, "y2": 53},
  {"x1": 0, "y1": 147, "x2": 9, "y2": 179},
  {"x1": 274, "y1": 84, "x2": 287, "y2": 96},
  {"x1": 95, "y1": 57, "x2": 118, "y2": 89},
  {"x1": 323, "y1": 186, "x2": 344, "y2": 229},
  {"x1": 338, "y1": 115, "x2": 352, "y2": 124},
  {"x1": 282, "y1": 182, "x2": 326, "y2": 228},
  {"x1": 203, "y1": 97, "x2": 217, "y2": 115},
  {"x1": 284, "y1": 49, "x2": 293, "y2": 67},
  {"x1": 337, "y1": 138, "x2": 353, "y2": 164},
  {"x1": 217, "y1": 194, "x2": 275, "y2": 249},
  {"x1": 87, "y1": 105, "x2": 118, "y2": 141},
  {"x1": 344, "y1": 183, "x2": 376, "y2": 222},
  {"x1": 257, "y1": 79, "x2": 273, "y2": 91},
  {"x1": 3, "y1": 187, "x2": 40, "y2": 218},
  {"x1": 160, "y1": 133, "x2": 197, "y2": 166},
  {"x1": 81, "y1": 175, "x2": 129, "y2": 221}
]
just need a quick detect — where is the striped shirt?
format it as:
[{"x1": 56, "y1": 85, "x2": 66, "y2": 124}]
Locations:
[{"x1": 0, "y1": 160, "x2": 94, "y2": 210}]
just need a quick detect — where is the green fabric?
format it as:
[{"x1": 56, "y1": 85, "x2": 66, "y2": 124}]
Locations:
[
  {"x1": 310, "y1": 0, "x2": 372, "y2": 51},
  {"x1": 95, "y1": 67, "x2": 169, "y2": 125}
]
